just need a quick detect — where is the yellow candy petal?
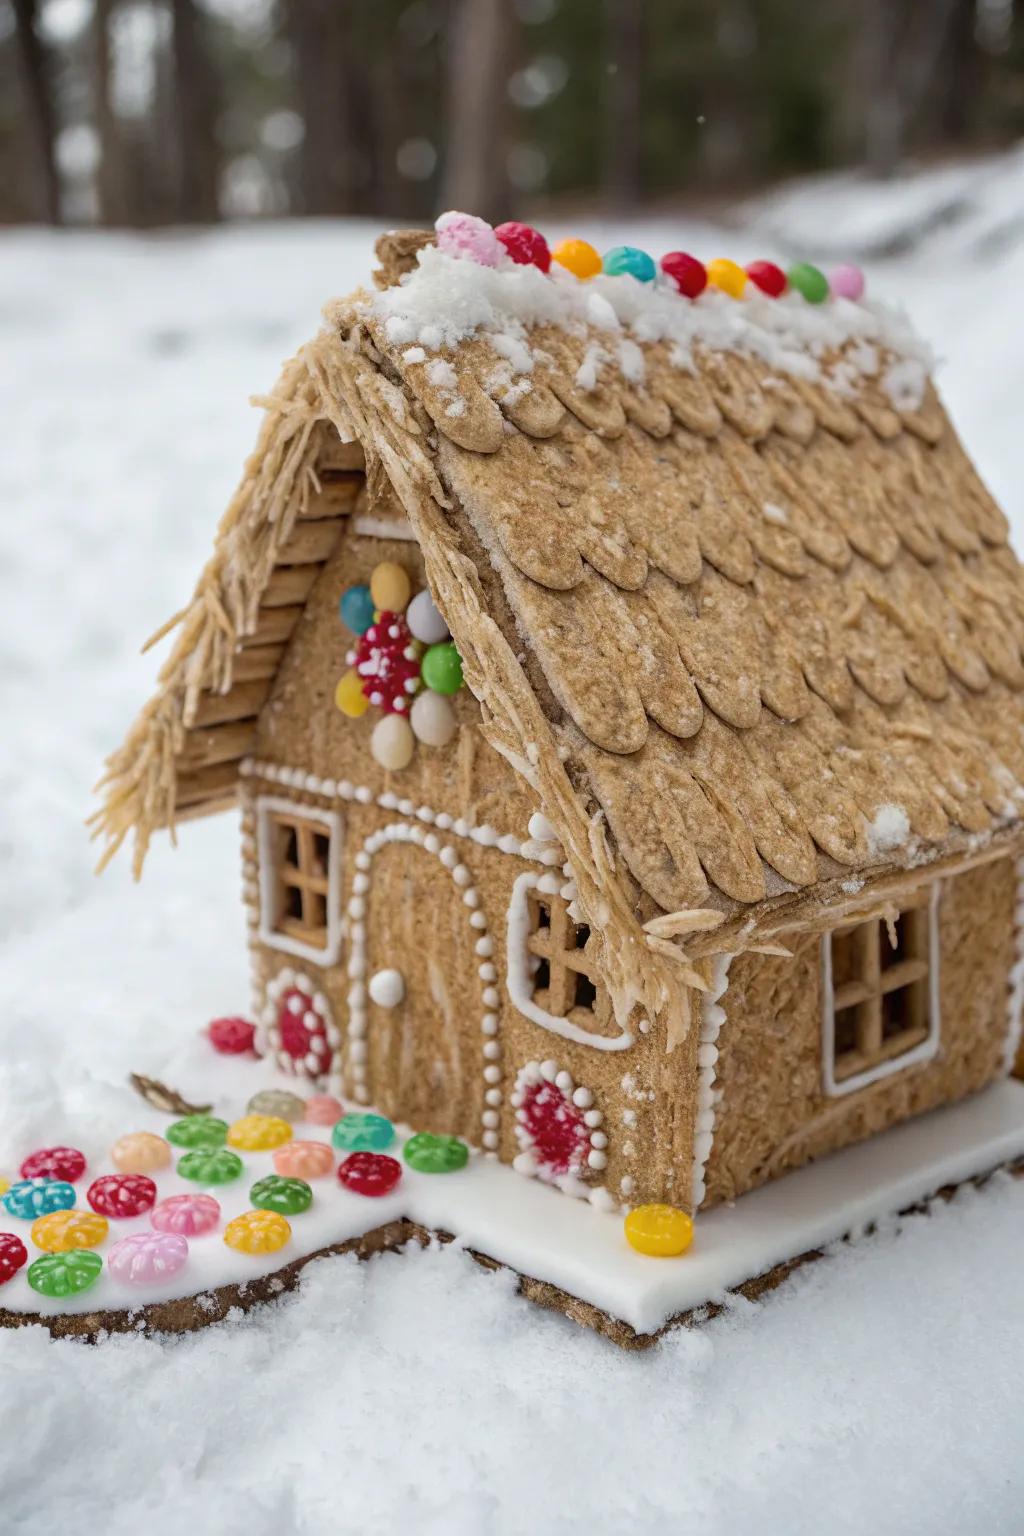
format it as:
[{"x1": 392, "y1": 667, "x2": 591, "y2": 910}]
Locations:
[
  {"x1": 32, "y1": 1209, "x2": 110, "y2": 1253},
  {"x1": 624, "y1": 1203, "x2": 694, "y2": 1258},
  {"x1": 551, "y1": 238, "x2": 602, "y2": 281},
  {"x1": 335, "y1": 669, "x2": 369, "y2": 719},
  {"x1": 369, "y1": 562, "x2": 411, "y2": 613},
  {"x1": 706, "y1": 257, "x2": 748, "y2": 299},
  {"x1": 224, "y1": 1209, "x2": 291, "y2": 1255},
  {"x1": 227, "y1": 1114, "x2": 293, "y2": 1152}
]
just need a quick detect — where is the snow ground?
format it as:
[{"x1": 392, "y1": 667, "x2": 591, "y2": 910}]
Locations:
[{"x1": 2, "y1": 153, "x2": 1024, "y2": 1533}]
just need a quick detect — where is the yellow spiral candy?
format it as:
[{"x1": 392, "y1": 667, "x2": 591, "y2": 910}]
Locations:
[
  {"x1": 224, "y1": 1209, "x2": 291, "y2": 1256},
  {"x1": 227, "y1": 1114, "x2": 293, "y2": 1152},
  {"x1": 32, "y1": 1209, "x2": 110, "y2": 1253}
]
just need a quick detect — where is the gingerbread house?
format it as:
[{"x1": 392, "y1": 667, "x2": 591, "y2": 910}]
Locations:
[{"x1": 95, "y1": 222, "x2": 1024, "y2": 1237}]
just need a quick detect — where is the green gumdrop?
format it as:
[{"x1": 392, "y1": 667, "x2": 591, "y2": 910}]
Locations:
[
  {"x1": 28, "y1": 1248, "x2": 103, "y2": 1299},
  {"x1": 402, "y1": 1132, "x2": 469, "y2": 1175},
  {"x1": 166, "y1": 1115, "x2": 229, "y2": 1150},
  {"x1": 787, "y1": 262, "x2": 829, "y2": 304},
  {"x1": 177, "y1": 1148, "x2": 244, "y2": 1185},
  {"x1": 250, "y1": 1174, "x2": 313, "y2": 1216},
  {"x1": 420, "y1": 642, "x2": 463, "y2": 696}
]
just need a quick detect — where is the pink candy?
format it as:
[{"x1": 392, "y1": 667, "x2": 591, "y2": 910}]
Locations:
[
  {"x1": 305, "y1": 1094, "x2": 344, "y2": 1127},
  {"x1": 273, "y1": 1140, "x2": 334, "y2": 1180},
  {"x1": 151, "y1": 1193, "x2": 221, "y2": 1237},
  {"x1": 829, "y1": 263, "x2": 865, "y2": 302},
  {"x1": 107, "y1": 1230, "x2": 189, "y2": 1286},
  {"x1": 435, "y1": 211, "x2": 503, "y2": 267}
]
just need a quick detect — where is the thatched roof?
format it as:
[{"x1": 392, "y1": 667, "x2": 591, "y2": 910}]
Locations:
[{"x1": 93, "y1": 230, "x2": 1024, "y2": 1027}]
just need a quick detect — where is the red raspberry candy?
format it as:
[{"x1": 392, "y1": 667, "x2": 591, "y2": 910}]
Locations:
[
  {"x1": 0, "y1": 1232, "x2": 28, "y2": 1285},
  {"x1": 338, "y1": 1152, "x2": 401, "y2": 1198},
  {"x1": 495, "y1": 221, "x2": 551, "y2": 272},
  {"x1": 355, "y1": 614, "x2": 421, "y2": 715},
  {"x1": 745, "y1": 259, "x2": 787, "y2": 298},
  {"x1": 661, "y1": 251, "x2": 707, "y2": 299},
  {"x1": 87, "y1": 1174, "x2": 157, "y2": 1219},
  {"x1": 208, "y1": 1016, "x2": 256, "y2": 1055},
  {"x1": 20, "y1": 1146, "x2": 87, "y2": 1183}
]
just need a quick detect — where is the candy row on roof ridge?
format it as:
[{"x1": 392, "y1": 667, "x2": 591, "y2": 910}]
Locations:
[{"x1": 433, "y1": 210, "x2": 865, "y2": 306}]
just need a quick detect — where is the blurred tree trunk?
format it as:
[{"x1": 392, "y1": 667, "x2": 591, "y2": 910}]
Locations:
[
  {"x1": 93, "y1": 0, "x2": 124, "y2": 226},
  {"x1": 606, "y1": 0, "x2": 643, "y2": 207},
  {"x1": 289, "y1": 0, "x2": 368, "y2": 215},
  {"x1": 169, "y1": 0, "x2": 220, "y2": 222},
  {"x1": 12, "y1": 0, "x2": 60, "y2": 224},
  {"x1": 861, "y1": 0, "x2": 962, "y2": 175},
  {"x1": 441, "y1": 0, "x2": 510, "y2": 220}
]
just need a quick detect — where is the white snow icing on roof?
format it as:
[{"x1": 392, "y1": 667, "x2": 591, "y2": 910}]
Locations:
[{"x1": 366, "y1": 243, "x2": 934, "y2": 407}]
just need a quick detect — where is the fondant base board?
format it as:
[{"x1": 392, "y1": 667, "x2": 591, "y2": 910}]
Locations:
[{"x1": 4, "y1": 1052, "x2": 1023, "y2": 1342}]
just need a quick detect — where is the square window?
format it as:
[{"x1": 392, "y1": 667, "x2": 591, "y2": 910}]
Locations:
[{"x1": 257, "y1": 798, "x2": 342, "y2": 964}]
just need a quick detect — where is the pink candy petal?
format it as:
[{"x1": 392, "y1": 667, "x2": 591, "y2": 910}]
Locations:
[
  {"x1": 151, "y1": 1193, "x2": 221, "y2": 1237},
  {"x1": 305, "y1": 1094, "x2": 343, "y2": 1126},
  {"x1": 107, "y1": 1231, "x2": 189, "y2": 1286}
]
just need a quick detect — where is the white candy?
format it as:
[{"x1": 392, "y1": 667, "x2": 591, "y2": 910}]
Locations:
[
  {"x1": 410, "y1": 689, "x2": 457, "y2": 748},
  {"x1": 406, "y1": 589, "x2": 449, "y2": 645},
  {"x1": 371, "y1": 713, "x2": 415, "y2": 770},
  {"x1": 368, "y1": 968, "x2": 406, "y2": 1008}
]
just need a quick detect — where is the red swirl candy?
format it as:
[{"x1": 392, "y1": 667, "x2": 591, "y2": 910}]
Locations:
[
  {"x1": 20, "y1": 1146, "x2": 87, "y2": 1183},
  {"x1": 208, "y1": 1016, "x2": 256, "y2": 1055},
  {"x1": 87, "y1": 1174, "x2": 157, "y2": 1219},
  {"x1": 338, "y1": 1152, "x2": 401, "y2": 1198},
  {"x1": 0, "y1": 1232, "x2": 28, "y2": 1285}
]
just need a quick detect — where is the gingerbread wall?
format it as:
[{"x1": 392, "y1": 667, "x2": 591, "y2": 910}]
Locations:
[
  {"x1": 238, "y1": 513, "x2": 702, "y2": 1212},
  {"x1": 702, "y1": 857, "x2": 1018, "y2": 1208}
]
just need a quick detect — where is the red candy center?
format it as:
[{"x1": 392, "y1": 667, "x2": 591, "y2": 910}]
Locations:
[
  {"x1": 520, "y1": 1082, "x2": 588, "y2": 1176},
  {"x1": 20, "y1": 1146, "x2": 86, "y2": 1183},
  {"x1": 208, "y1": 1016, "x2": 256, "y2": 1055},
  {"x1": 86, "y1": 1174, "x2": 157, "y2": 1219},
  {"x1": 0, "y1": 1233, "x2": 28, "y2": 1285},
  {"x1": 355, "y1": 613, "x2": 420, "y2": 715},
  {"x1": 338, "y1": 1152, "x2": 402, "y2": 1197}
]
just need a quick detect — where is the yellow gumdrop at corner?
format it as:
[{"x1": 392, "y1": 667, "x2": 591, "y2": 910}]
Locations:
[
  {"x1": 624, "y1": 1203, "x2": 694, "y2": 1258},
  {"x1": 335, "y1": 668, "x2": 369, "y2": 719},
  {"x1": 369, "y1": 562, "x2": 411, "y2": 613},
  {"x1": 224, "y1": 1209, "x2": 291, "y2": 1256},
  {"x1": 706, "y1": 257, "x2": 748, "y2": 299},
  {"x1": 227, "y1": 1114, "x2": 293, "y2": 1152},
  {"x1": 32, "y1": 1209, "x2": 110, "y2": 1253}
]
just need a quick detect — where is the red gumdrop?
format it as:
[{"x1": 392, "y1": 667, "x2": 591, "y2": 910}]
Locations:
[
  {"x1": 745, "y1": 259, "x2": 787, "y2": 298},
  {"x1": 521, "y1": 1082, "x2": 588, "y2": 1175},
  {"x1": 20, "y1": 1146, "x2": 87, "y2": 1183},
  {"x1": 660, "y1": 251, "x2": 707, "y2": 299},
  {"x1": 208, "y1": 1016, "x2": 256, "y2": 1055},
  {"x1": 338, "y1": 1152, "x2": 402, "y2": 1198},
  {"x1": 87, "y1": 1174, "x2": 157, "y2": 1219},
  {"x1": 0, "y1": 1232, "x2": 28, "y2": 1285},
  {"x1": 495, "y1": 221, "x2": 551, "y2": 273},
  {"x1": 355, "y1": 613, "x2": 421, "y2": 715}
]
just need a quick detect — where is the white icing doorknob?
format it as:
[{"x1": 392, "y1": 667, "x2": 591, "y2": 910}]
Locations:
[{"x1": 368, "y1": 969, "x2": 405, "y2": 1008}]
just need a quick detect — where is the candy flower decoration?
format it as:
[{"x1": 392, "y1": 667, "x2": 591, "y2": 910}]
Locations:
[
  {"x1": 0, "y1": 1232, "x2": 28, "y2": 1285},
  {"x1": 339, "y1": 583, "x2": 375, "y2": 636},
  {"x1": 3, "y1": 1179, "x2": 77, "y2": 1221},
  {"x1": 248, "y1": 1089, "x2": 306, "y2": 1121},
  {"x1": 20, "y1": 1147, "x2": 87, "y2": 1183},
  {"x1": 167, "y1": 1115, "x2": 229, "y2": 1150},
  {"x1": 250, "y1": 1174, "x2": 313, "y2": 1217},
  {"x1": 111, "y1": 1132, "x2": 171, "y2": 1175},
  {"x1": 338, "y1": 1152, "x2": 402, "y2": 1197},
  {"x1": 31, "y1": 1210, "x2": 109, "y2": 1253},
  {"x1": 273, "y1": 1140, "x2": 334, "y2": 1180},
  {"x1": 151, "y1": 1193, "x2": 221, "y2": 1237},
  {"x1": 177, "y1": 1148, "x2": 244, "y2": 1186},
  {"x1": 402, "y1": 1132, "x2": 469, "y2": 1175},
  {"x1": 228, "y1": 1114, "x2": 294, "y2": 1152},
  {"x1": 108, "y1": 1231, "x2": 189, "y2": 1287},
  {"x1": 27, "y1": 1248, "x2": 102, "y2": 1299},
  {"x1": 304, "y1": 1094, "x2": 344, "y2": 1127},
  {"x1": 87, "y1": 1174, "x2": 157, "y2": 1219},
  {"x1": 332, "y1": 1113, "x2": 395, "y2": 1152},
  {"x1": 495, "y1": 221, "x2": 551, "y2": 271},
  {"x1": 624, "y1": 1203, "x2": 694, "y2": 1258},
  {"x1": 208, "y1": 1015, "x2": 256, "y2": 1055},
  {"x1": 224, "y1": 1209, "x2": 291, "y2": 1256}
]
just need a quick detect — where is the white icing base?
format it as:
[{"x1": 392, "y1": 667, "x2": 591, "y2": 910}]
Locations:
[{"x1": 5, "y1": 1037, "x2": 1024, "y2": 1336}]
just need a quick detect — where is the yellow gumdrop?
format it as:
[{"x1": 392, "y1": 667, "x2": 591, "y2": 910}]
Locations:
[
  {"x1": 32, "y1": 1209, "x2": 110, "y2": 1253},
  {"x1": 370, "y1": 562, "x2": 411, "y2": 613},
  {"x1": 224, "y1": 1208, "x2": 291, "y2": 1256},
  {"x1": 335, "y1": 668, "x2": 369, "y2": 719},
  {"x1": 624, "y1": 1203, "x2": 694, "y2": 1258},
  {"x1": 706, "y1": 257, "x2": 747, "y2": 298},
  {"x1": 227, "y1": 1114, "x2": 293, "y2": 1152},
  {"x1": 0, "y1": 1176, "x2": 9, "y2": 1197},
  {"x1": 551, "y1": 237, "x2": 602, "y2": 281}
]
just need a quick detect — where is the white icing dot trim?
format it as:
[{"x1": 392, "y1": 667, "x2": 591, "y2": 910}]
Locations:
[
  {"x1": 259, "y1": 967, "x2": 338, "y2": 1083},
  {"x1": 509, "y1": 1060, "x2": 609, "y2": 1206},
  {"x1": 345, "y1": 820, "x2": 500, "y2": 1145},
  {"x1": 1003, "y1": 854, "x2": 1024, "y2": 1076},
  {"x1": 505, "y1": 872, "x2": 634, "y2": 1051},
  {"x1": 690, "y1": 954, "x2": 733, "y2": 1211}
]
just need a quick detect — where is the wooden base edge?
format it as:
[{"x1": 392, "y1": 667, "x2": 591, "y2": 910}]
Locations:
[{"x1": 5, "y1": 1156, "x2": 1022, "y2": 1347}]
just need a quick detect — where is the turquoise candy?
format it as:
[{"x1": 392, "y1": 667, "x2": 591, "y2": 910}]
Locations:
[
  {"x1": 250, "y1": 1175, "x2": 313, "y2": 1216},
  {"x1": 28, "y1": 1248, "x2": 103, "y2": 1299},
  {"x1": 332, "y1": 1113, "x2": 395, "y2": 1152},
  {"x1": 602, "y1": 246, "x2": 657, "y2": 283},
  {"x1": 786, "y1": 262, "x2": 829, "y2": 304},
  {"x1": 340, "y1": 584, "x2": 376, "y2": 635},
  {"x1": 3, "y1": 1179, "x2": 76, "y2": 1221},
  {"x1": 420, "y1": 642, "x2": 463, "y2": 696},
  {"x1": 402, "y1": 1133, "x2": 469, "y2": 1175},
  {"x1": 166, "y1": 1115, "x2": 229, "y2": 1150},
  {"x1": 177, "y1": 1148, "x2": 244, "y2": 1185}
]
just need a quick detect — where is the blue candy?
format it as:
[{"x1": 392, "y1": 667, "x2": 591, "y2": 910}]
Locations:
[
  {"x1": 331, "y1": 1113, "x2": 395, "y2": 1152},
  {"x1": 3, "y1": 1179, "x2": 76, "y2": 1221},
  {"x1": 602, "y1": 246, "x2": 657, "y2": 283},
  {"x1": 339, "y1": 584, "x2": 376, "y2": 635}
]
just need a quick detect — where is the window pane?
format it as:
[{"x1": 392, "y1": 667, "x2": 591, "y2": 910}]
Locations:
[
  {"x1": 574, "y1": 972, "x2": 598, "y2": 1012},
  {"x1": 830, "y1": 929, "x2": 859, "y2": 991},
  {"x1": 833, "y1": 1006, "x2": 859, "y2": 1057}
]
